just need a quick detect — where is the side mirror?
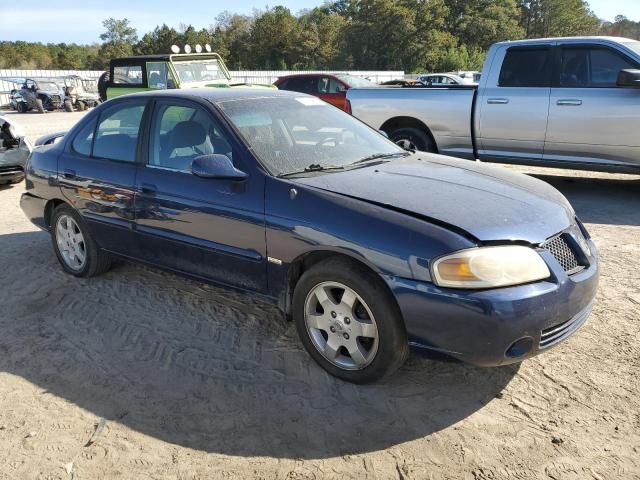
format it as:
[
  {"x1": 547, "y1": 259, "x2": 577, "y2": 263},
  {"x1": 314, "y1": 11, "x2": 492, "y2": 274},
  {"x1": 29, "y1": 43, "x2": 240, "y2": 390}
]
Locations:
[
  {"x1": 616, "y1": 69, "x2": 640, "y2": 88},
  {"x1": 192, "y1": 154, "x2": 248, "y2": 180}
]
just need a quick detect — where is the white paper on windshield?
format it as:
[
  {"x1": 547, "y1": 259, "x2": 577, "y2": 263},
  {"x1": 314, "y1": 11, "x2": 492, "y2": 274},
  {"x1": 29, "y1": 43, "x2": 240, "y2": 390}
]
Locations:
[{"x1": 295, "y1": 97, "x2": 325, "y2": 106}]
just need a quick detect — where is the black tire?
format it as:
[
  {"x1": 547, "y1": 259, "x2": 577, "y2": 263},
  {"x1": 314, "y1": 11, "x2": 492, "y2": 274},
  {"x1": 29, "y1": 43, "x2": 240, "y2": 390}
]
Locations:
[
  {"x1": 35, "y1": 98, "x2": 45, "y2": 113},
  {"x1": 63, "y1": 100, "x2": 74, "y2": 112},
  {"x1": 389, "y1": 127, "x2": 436, "y2": 153},
  {"x1": 77, "y1": 101, "x2": 87, "y2": 111},
  {"x1": 17, "y1": 102, "x2": 27, "y2": 113},
  {"x1": 292, "y1": 258, "x2": 409, "y2": 383},
  {"x1": 98, "y1": 72, "x2": 110, "y2": 102},
  {"x1": 51, "y1": 204, "x2": 112, "y2": 278}
]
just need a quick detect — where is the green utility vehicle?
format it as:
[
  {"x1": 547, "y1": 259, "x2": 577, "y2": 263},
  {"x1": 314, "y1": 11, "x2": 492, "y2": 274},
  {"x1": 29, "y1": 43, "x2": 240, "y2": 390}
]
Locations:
[{"x1": 98, "y1": 50, "x2": 272, "y2": 101}]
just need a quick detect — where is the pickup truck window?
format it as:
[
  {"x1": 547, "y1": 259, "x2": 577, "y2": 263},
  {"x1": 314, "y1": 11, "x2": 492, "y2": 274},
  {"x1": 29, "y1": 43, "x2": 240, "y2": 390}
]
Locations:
[
  {"x1": 499, "y1": 48, "x2": 552, "y2": 88},
  {"x1": 560, "y1": 47, "x2": 636, "y2": 88}
]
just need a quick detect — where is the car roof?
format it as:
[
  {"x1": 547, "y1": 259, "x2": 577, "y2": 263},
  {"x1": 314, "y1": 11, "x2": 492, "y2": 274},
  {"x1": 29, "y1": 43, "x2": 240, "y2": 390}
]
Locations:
[
  {"x1": 494, "y1": 36, "x2": 638, "y2": 46},
  {"x1": 276, "y1": 73, "x2": 347, "y2": 81},
  {"x1": 113, "y1": 87, "x2": 308, "y2": 103}
]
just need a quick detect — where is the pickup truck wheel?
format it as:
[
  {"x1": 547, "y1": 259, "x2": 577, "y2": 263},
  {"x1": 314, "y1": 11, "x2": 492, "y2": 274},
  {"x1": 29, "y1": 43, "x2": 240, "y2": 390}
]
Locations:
[
  {"x1": 390, "y1": 127, "x2": 435, "y2": 153},
  {"x1": 293, "y1": 259, "x2": 409, "y2": 383},
  {"x1": 51, "y1": 204, "x2": 112, "y2": 277},
  {"x1": 17, "y1": 103, "x2": 27, "y2": 113}
]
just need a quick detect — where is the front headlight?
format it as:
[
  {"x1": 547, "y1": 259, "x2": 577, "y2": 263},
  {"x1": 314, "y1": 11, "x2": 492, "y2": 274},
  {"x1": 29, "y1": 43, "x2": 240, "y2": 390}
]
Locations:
[{"x1": 431, "y1": 245, "x2": 550, "y2": 289}]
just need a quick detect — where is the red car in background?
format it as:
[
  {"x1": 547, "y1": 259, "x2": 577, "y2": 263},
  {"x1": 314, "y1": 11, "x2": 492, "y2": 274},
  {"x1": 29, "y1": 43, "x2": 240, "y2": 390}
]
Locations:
[{"x1": 274, "y1": 73, "x2": 376, "y2": 111}]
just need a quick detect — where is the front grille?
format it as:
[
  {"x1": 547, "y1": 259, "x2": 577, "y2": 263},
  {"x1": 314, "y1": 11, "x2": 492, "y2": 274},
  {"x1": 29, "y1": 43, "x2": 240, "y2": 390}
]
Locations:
[
  {"x1": 0, "y1": 165, "x2": 23, "y2": 174},
  {"x1": 540, "y1": 303, "x2": 592, "y2": 349},
  {"x1": 543, "y1": 234, "x2": 582, "y2": 274}
]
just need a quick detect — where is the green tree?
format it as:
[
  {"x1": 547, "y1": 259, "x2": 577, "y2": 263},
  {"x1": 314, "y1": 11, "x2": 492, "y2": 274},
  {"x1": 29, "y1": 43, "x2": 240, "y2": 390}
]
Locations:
[
  {"x1": 600, "y1": 15, "x2": 640, "y2": 40},
  {"x1": 96, "y1": 18, "x2": 138, "y2": 68},
  {"x1": 519, "y1": 0, "x2": 599, "y2": 38},
  {"x1": 250, "y1": 6, "x2": 302, "y2": 69}
]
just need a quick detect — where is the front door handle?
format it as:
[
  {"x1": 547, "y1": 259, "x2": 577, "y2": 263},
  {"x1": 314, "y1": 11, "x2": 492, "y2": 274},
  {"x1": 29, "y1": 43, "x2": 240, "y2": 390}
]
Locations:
[
  {"x1": 557, "y1": 99, "x2": 582, "y2": 106},
  {"x1": 138, "y1": 183, "x2": 157, "y2": 195},
  {"x1": 63, "y1": 169, "x2": 76, "y2": 179},
  {"x1": 487, "y1": 98, "x2": 509, "y2": 104}
]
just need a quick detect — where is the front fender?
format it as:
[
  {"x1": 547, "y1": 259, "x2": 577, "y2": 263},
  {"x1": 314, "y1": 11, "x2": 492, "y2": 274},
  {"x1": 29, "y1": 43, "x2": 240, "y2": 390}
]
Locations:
[{"x1": 264, "y1": 176, "x2": 475, "y2": 298}]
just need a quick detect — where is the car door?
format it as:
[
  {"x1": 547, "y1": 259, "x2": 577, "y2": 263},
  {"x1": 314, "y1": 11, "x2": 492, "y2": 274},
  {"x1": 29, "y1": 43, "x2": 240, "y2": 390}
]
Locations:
[
  {"x1": 317, "y1": 76, "x2": 348, "y2": 109},
  {"x1": 544, "y1": 44, "x2": 640, "y2": 168},
  {"x1": 477, "y1": 45, "x2": 552, "y2": 162},
  {"x1": 57, "y1": 99, "x2": 147, "y2": 255},
  {"x1": 133, "y1": 98, "x2": 267, "y2": 292}
]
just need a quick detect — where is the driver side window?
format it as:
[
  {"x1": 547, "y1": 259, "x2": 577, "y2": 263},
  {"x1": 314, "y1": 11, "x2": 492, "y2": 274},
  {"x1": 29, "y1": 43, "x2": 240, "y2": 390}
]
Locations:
[{"x1": 149, "y1": 103, "x2": 233, "y2": 172}]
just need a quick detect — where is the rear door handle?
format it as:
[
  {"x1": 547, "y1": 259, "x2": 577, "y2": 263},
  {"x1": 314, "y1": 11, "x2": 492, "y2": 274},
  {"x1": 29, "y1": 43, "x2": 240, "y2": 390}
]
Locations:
[
  {"x1": 557, "y1": 99, "x2": 582, "y2": 106},
  {"x1": 62, "y1": 169, "x2": 76, "y2": 179},
  {"x1": 487, "y1": 98, "x2": 509, "y2": 104},
  {"x1": 138, "y1": 183, "x2": 157, "y2": 195}
]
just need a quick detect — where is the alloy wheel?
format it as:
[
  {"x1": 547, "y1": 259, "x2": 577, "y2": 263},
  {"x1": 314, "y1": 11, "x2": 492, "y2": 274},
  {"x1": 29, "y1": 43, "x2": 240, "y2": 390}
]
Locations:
[
  {"x1": 304, "y1": 281, "x2": 379, "y2": 370},
  {"x1": 55, "y1": 214, "x2": 86, "y2": 271}
]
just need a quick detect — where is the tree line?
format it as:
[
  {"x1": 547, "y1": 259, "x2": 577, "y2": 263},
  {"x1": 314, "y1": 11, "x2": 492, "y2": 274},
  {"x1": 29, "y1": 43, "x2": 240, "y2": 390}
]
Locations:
[{"x1": 0, "y1": 0, "x2": 638, "y2": 73}]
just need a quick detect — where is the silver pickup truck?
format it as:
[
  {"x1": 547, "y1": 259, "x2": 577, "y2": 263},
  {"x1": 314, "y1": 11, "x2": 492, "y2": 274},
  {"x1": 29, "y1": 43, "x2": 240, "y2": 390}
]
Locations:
[{"x1": 347, "y1": 36, "x2": 640, "y2": 173}]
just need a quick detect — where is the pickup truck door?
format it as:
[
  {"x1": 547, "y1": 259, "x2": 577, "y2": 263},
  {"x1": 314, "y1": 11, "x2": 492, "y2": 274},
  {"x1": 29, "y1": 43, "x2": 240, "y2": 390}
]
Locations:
[
  {"x1": 477, "y1": 46, "x2": 552, "y2": 162},
  {"x1": 544, "y1": 44, "x2": 640, "y2": 168}
]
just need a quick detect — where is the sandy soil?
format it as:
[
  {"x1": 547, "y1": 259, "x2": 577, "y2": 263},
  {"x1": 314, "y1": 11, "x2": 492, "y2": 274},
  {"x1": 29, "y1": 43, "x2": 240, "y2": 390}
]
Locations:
[{"x1": 0, "y1": 111, "x2": 639, "y2": 479}]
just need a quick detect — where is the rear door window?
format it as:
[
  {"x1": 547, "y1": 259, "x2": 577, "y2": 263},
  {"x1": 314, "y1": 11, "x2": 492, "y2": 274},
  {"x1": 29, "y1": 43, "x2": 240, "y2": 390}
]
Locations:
[
  {"x1": 499, "y1": 47, "x2": 552, "y2": 87},
  {"x1": 71, "y1": 118, "x2": 97, "y2": 156},
  {"x1": 93, "y1": 102, "x2": 146, "y2": 162}
]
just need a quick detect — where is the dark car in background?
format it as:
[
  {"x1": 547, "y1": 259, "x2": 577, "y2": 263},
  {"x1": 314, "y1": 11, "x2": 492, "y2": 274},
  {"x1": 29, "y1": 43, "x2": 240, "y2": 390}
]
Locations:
[
  {"x1": 21, "y1": 89, "x2": 598, "y2": 383},
  {"x1": 274, "y1": 73, "x2": 376, "y2": 110}
]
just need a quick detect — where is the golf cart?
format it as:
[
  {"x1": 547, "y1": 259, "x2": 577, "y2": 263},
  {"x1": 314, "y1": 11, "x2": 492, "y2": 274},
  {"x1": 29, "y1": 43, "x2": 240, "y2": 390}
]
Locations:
[
  {"x1": 62, "y1": 75, "x2": 101, "y2": 112},
  {"x1": 14, "y1": 78, "x2": 65, "y2": 113}
]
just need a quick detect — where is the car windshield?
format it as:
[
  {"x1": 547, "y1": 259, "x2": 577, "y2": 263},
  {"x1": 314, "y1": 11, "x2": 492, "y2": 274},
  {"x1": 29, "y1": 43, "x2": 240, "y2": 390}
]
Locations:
[
  {"x1": 38, "y1": 82, "x2": 60, "y2": 91},
  {"x1": 173, "y1": 59, "x2": 229, "y2": 84},
  {"x1": 218, "y1": 95, "x2": 405, "y2": 176},
  {"x1": 337, "y1": 75, "x2": 376, "y2": 88},
  {"x1": 622, "y1": 41, "x2": 640, "y2": 57}
]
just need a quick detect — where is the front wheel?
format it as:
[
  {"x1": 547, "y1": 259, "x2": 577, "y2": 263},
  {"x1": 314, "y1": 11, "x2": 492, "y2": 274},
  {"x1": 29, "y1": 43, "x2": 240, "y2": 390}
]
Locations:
[
  {"x1": 292, "y1": 259, "x2": 409, "y2": 383},
  {"x1": 51, "y1": 204, "x2": 112, "y2": 277},
  {"x1": 389, "y1": 127, "x2": 436, "y2": 153}
]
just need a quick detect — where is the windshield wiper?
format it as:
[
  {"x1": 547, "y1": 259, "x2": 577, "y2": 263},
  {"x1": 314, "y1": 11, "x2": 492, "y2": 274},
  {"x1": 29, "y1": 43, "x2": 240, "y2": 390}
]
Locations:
[
  {"x1": 348, "y1": 151, "x2": 410, "y2": 166},
  {"x1": 277, "y1": 163, "x2": 345, "y2": 178}
]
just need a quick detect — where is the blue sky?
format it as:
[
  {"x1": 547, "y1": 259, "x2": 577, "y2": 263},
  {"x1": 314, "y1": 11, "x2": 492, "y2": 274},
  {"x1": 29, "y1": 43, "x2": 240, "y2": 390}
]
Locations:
[{"x1": 1, "y1": 0, "x2": 639, "y2": 44}]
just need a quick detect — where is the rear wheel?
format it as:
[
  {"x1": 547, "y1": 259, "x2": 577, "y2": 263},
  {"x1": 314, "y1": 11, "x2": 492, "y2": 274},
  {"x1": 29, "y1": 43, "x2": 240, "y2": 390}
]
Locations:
[
  {"x1": 292, "y1": 258, "x2": 409, "y2": 383},
  {"x1": 51, "y1": 204, "x2": 112, "y2": 277},
  {"x1": 389, "y1": 127, "x2": 436, "y2": 153}
]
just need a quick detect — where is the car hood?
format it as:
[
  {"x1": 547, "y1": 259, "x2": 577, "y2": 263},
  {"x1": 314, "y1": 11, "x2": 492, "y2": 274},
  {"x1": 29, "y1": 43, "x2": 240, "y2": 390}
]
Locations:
[{"x1": 293, "y1": 154, "x2": 574, "y2": 245}]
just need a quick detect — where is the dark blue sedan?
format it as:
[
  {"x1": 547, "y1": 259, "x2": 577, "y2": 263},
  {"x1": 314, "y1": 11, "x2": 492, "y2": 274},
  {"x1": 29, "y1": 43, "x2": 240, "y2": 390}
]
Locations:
[{"x1": 21, "y1": 89, "x2": 599, "y2": 383}]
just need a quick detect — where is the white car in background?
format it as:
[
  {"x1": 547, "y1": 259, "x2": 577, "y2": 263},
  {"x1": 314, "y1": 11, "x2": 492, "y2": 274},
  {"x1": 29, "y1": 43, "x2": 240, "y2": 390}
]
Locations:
[{"x1": 416, "y1": 73, "x2": 477, "y2": 86}]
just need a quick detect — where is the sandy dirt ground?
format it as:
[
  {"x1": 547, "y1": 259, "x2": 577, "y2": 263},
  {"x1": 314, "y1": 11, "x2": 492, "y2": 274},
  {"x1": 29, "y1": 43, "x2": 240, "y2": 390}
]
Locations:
[{"x1": 0, "y1": 110, "x2": 639, "y2": 480}]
